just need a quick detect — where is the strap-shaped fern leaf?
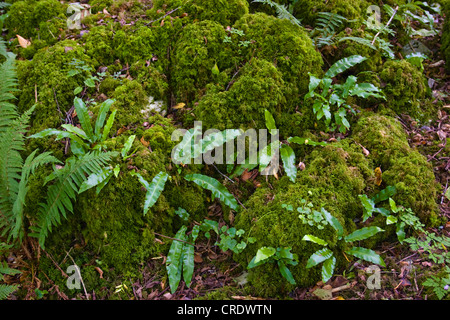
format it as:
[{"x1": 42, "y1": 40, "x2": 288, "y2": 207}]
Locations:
[
  {"x1": 29, "y1": 151, "x2": 118, "y2": 248},
  {"x1": 324, "y1": 55, "x2": 367, "y2": 78}
]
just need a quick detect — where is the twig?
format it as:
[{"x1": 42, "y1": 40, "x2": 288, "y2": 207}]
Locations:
[
  {"x1": 211, "y1": 163, "x2": 234, "y2": 184},
  {"x1": 153, "y1": 232, "x2": 196, "y2": 247},
  {"x1": 66, "y1": 251, "x2": 89, "y2": 299},
  {"x1": 144, "y1": 7, "x2": 181, "y2": 27},
  {"x1": 372, "y1": 5, "x2": 399, "y2": 45}
]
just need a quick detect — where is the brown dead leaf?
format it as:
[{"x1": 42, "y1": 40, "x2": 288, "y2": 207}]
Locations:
[
  {"x1": 437, "y1": 129, "x2": 447, "y2": 141},
  {"x1": 241, "y1": 169, "x2": 252, "y2": 181},
  {"x1": 374, "y1": 167, "x2": 382, "y2": 186},
  {"x1": 17, "y1": 35, "x2": 31, "y2": 48},
  {"x1": 140, "y1": 136, "x2": 150, "y2": 147},
  {"x1": 94, "y1": 266, "x2": 103, "y2": 279},
  {"x1": 117, "y1": 126, "x2": 127, "y2": 136},
  {"x1": 194, "y1": 253, "x2": 203, "y2": 264}
]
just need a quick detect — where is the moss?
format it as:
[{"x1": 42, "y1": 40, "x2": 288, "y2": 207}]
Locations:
[
  {"x1": 193, "y1": 58, "x2": 286, "y2": 131},
  {"x1": 82, "y1": 24, "x2": 116, "y2": 67},
  {"x1": 110, "y1": 79, "x2": 148, "y2": 130},
  {"x1": 352, "y1": 114, "x2": 440, "y2": 226},
  {"x1": 442, "y1": 11, "x2": 450, "y2": 72},
  {"x1": 170, "y1": 20, "x2": 234, "y2": 103},
  {"x1": 378, "y1": 59, "x2": 428, "y2": 119},
  {"x1": 234, "y1": 12, "x2": 323, "y2": 98},
  {"x1": 15, "y1": 39, "x2": 94, "y2": 153},
  {"x1": 129, "y1": 61, "x2": 169, "y2": 101},
  {"x1": 290, "y1": 0, "x2": 370, "y2": 26},
  {"x1": 233, "y1": 141, "x2": 373, "y2": 295},
  {"x1": 6, "y1": 0, "x2": 66, "y2": 39},
  {"x1": 151, "y1": 0, "x2": 249, "y2": 26}
]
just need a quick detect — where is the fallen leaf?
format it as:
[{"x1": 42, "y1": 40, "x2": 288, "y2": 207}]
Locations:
[
  {"x1": 374, "y1": 167, "x2": 382, "y2": 186},
  {"x1": 241, "y1": 169, "x2": 252, "y2": 181},
  {"x1": 140, "y1": 136, "x2": 150, "y2": 147},
  {"x1": 194, "y1": 253, "x2": 203, "y2": 263},
  {"x1": 173, "y1": 102, "x2": 185, "y2": 110},
  {"x1": 94, "y1": 267, "x2": 103, "y2": 279},
  {"x1": 437, "y1": 129, "x2": 447, "y2": 141},
  {"x1": 117, "y1": 126, "x2": 127, "y2": 136},
  {"x1": 17, "y1": 35, "x2": 31, "y2": 48}
]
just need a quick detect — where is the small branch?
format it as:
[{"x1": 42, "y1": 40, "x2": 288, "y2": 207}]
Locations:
[
  {"x1": 153, "y1": 232, "x2": 196, "y2": 247},
  {"x1": 371, "y1": 6, "x2": 399, "y2": 45},
  {"x1": 144, "y1": 7, "x2": 180, "y2": 27}
]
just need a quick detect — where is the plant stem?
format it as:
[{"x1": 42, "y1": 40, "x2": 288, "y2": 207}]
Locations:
[{"x1": 371, "y1": 6, "x2": 399, "y2": 45}]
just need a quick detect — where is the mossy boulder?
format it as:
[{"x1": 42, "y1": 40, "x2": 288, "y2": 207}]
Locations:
[
  {"x1": 234, "y1": 141, "x2": 374, "y2": 295},
  {"x1": 5, "y1": 0, "x2": 66, "y2": 39},
  {"x1": 72, "y1": 115, "x2": 207, "y2": 272},
  {"x1": 378, "y1": 59, "x2": 428, "y2": 119},
  {"x1": 352, "y1": 114, "x2": 439, "y2": 225},
  {"x1": 442, "y1": 2, "x2": 450, "y2": 72},
  {"x1": 193, "y1": 58, "x2": 286, "y2": 131},
  {"x1": 15, "y1": 39, "x2": 94, "y2": 135},
  {"x1": 290, "y1": 0, "x2": 370, "y2": 26},
  {"x1": 234, "y1": 12, "x2": 323, "y2": 98}
]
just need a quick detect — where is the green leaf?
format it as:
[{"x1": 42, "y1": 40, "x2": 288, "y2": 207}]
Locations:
[
  {"x1": 280, "y1": 144, "x2": 297, "y2": 183},
  {"x1": 94, "y1": 99, "x2": 115, "y2": 141},
  {"x1": 84, "y1": 78, "x2": 96, "y2": 88},
  {"x1": 121, "y1": 135, "x2": 135, "y2": 158},
  {"x1": 175, "y1": 207, "x2": 190, "y2": 221},
  {"x1": 396, "y1": 222, "x2": 406, "y2": 244},
  {"x1": 78, "y1": 167, "x2": 113, "y2": 194},
  {"x1": 264, "y1": 109, "x2": 277, "y2": 131},
  {"x1": 324, "y1": 55, "x2": 367, "y2": 78},
  {"x1": 254, "y1": 246, "x2": 276, "y2": 264},
  {"x1": 345, "y1": 226, "x2": 384, "y2": 243},
  {"x1": 386, "y1": 215, "x2": 398, "y2": 225},
  {"x1": 287, "y1": 136, "x2": 328, "y2": 147},
  {"x1": 302, "y1": 234, "x2": 328, "y2": 246},
  {"x1": 101, "y1": 109, "x2": 117, "y2": 142},
  {"x1": 28, "y1": 128, "x2": 88, "y2": 151},
  {"x1": 211, "y1": 62, "x2": 220, "y2": 76},
  {"x1": 372, "y1": 186, "x2": 397, "y2": 204},
  {"x1": 445, "y1": 187, "x2": 450, "y2": 201},
  {"x1": 345, "y1": 247, "x2": 385, "y2": 267},
  {"x1": 67, "y1": 69, "x2": 81, "y2": 77},
  {"x1": 73, "y1": 86, "x2": 82, "y2": 95},
  {"x1": 321, "y1": 208, "x2": 344, "y2": 239},
  {"x1": 166, "y1": 226, "x2": 187, "y2": 293},
  {"x1": 182, "y1": 226, "x2": 198, "y2": 288},
  {"x1": 306, "y1": 248, "x2": 333, "y2": 268},
  {"x1": 184, "y1": 174, "x2": 238, "y2": 210},
  {"x1": 74, "y1": 97, "x2": 94, "y2": 141},
  {"x1": 359, "y1": 194, "x2": 376, "y2": 222},
  {"x1": 389, "y1": 197, "x2": 398, "y2": 213},
  {"x1": 322, "y1": 256, "x2": 336, "y2": 283},
  {"x1": 61, "y1": 124, "x2": 88, "y2": 141},
  {"x1": 133, "y1": 171, "x2": 169, "y2": 215},
  {"x1": 278, "y1": 260, "x2": 296, "y2": 285}
]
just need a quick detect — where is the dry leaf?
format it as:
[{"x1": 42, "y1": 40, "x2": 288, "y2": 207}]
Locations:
[
  {"x1": 17, "y1": 35, "x2": 31, "y2": 48},
  {"x1": 241, "y1": 169, "x2": 252, "y2": 182},
  {"x1": 374, "y1": 167, "x2": 382, "y2": 186},
  {"x1": 173, "y1": 102, "x2": 186, "y2": 110},
  {"x1": 94, "y1": 267, "x2": 103, "y2": 279},
  {"x1": 140, "y1": 136, "x2": 150, "y2": 147},
  {"x1": 437, "y1": 129, "x2": 447, "y2": 141},
  {"x1": 117, "y1": 126, "x2": 127, "y2": 136}
]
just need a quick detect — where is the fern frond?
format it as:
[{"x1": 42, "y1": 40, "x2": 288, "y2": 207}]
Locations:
[
  {"x1": 0, "y1": 55, "x2": 19, "y2": 134},
  {"x1": 312, "y1": 12, "x2": 346, "y2": 48},
  {"x1": 29, "y1": 151, "x2": 118, "y2": 248},
  {"x1": 0, "y1": 106, "x2": 35, "y2": 219},
  {"x1": 252, "y1": 0, "x2": 302, "y2": 27},
  {"x1": 0, "y1": 284, "x2": 18, "y2": 300},
  {"x1": 0, "y1": 2, "x2": 11, "y2": 9}
]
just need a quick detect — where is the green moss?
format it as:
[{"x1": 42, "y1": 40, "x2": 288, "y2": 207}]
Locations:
[
  {"x1": 110, "y1": 79, "x2": 147, "y2": 130},
  {"x1": 378, "y1": 59, "x2": 428, "y2": 119},
  {"x1": 234, "y1": 142, "x2": 373, "y2": 295},
  {"x1": 170, "y1": 20, "x2": 234, "y2": 103},
  {"x1": 352, "y1": 114, "x2": 439, "y2": 225},
  {"x1": 442, "y1": 13, "x2": 450, "y2": 72},
  {"x1": 6, "y1": 0, "x2": 66, "y2": 39},
  {"x1": 290, "y1": 0, "x2": 370, "y2": 26},
  {"x1": 82, "y1": 24, "x2": 116, "y2": 67},
  {"x1": 152, "y1": 0, "x2": 249, "y2": 26},
  {"x1": 234, "y1": 12, "x2": 323, "y2": 98},
  {"x1": 193, "y1": 58, "x2": 286, "y2": 131},
  {"x1": 15, "y1": 39, "x2": 94, "y2": 148}
]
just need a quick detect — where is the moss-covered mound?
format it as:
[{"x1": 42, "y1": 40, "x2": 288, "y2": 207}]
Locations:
[
  {"x1": 352, "y1": 114, "x2": 440, "y2": 225},
  {"x1": 234, "y1": 141, "x2": 374, "y2": 296},
  {"x1": 378, "y1": 59, "x2": 429, "y2": 119}
]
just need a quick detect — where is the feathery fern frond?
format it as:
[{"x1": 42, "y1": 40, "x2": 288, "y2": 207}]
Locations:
[
  {"x1": 0, "y1": 54, "x2": 19, "y2": 133},
  {"x1": 252, "y1": 0, "x2": 302, "y2": 27},
  {"x1": 0, "y1": 2, "x2": 11, "y2": 9},
  {"x1": 312, "y1": 12, "x2": 346, "y2": 48},
  {"x1": 0, "y1": 261, "x2": 20, "y2": 300},
  {"x1": 29, "y1": 151, "x2": 119, "y2": 248}
]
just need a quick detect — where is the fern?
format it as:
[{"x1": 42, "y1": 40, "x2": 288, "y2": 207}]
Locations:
[
  {"x1": 312, "y1": 12, "x2": 346, "y2": 48},
  {"x1": 29, "y1": 151, "x2": 118, "y2": 248},
  {"x1": 0, "y1": 261, "x2": 20, "y2": 300},
  {"x1": 252, "y1": 0, "x2": 302, "y2": 27}
]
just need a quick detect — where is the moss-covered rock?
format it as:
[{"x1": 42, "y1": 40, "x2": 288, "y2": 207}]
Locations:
[
  {"x1": 6, "y1": 0, "x2": 66, "y2": 39},
  {"x1": 378, "y1": 59, "x2": 428, "y2": 119},
  {"x1": 193, "y1": 58, "x2": 286, "y2": 131},
  {"x1": 150, "y1": 0, "x2": 249, "y2": 26},
  {"x1": 233, "y1": 141, "x2": 374, "y2": 295},
  {"x1": 352, "y1": 114, "x2": 440, "y2": 225},
  {"x1": 442, "y1": 1, "x2": 450, "y2": 72},
  {"x1": 290, "y1": 0, "x2": 370, "y2": 26}
]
